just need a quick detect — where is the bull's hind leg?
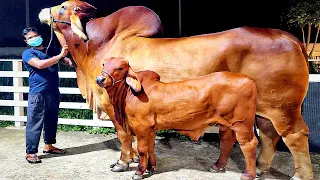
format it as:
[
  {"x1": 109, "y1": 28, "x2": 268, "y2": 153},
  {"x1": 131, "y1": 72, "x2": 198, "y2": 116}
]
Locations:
[
  {"x1": 256, "y1": 116, "x2": 281, "y2": 176},
  {"x1": 210, "y1": 125, "x2": 236, "y2": 173},
  {"x1": 233, "y1": 122, "x2": 258, "y2": 180},
  {"x1": 260, "y1": 109, "x2": 313, "y2": 180},
  {"x1": 279, "y1": 111, "x2": 313, "y2": 180}
]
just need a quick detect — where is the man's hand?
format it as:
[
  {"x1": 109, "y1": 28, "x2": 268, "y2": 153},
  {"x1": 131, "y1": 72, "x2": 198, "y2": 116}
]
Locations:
[{"x1": 59, "y1": 45, "x2": 69, "y2": 58}]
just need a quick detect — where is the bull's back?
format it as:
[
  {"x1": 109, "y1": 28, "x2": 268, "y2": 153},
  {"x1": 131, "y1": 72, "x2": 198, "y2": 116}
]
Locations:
[{"x1": 126, "y1": 27, "x2": 308, "y2": 113}]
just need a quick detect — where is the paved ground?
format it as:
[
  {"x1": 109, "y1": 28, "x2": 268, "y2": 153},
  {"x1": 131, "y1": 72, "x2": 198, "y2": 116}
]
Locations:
[{"x1": 0, "y1": 127, "x2": 319, "y2": 180}]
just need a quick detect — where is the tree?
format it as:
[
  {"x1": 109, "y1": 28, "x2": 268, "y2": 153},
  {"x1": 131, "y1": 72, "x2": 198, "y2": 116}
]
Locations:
[{"x1": 281, "y1": 0, "x2": 320, "y2": 58}]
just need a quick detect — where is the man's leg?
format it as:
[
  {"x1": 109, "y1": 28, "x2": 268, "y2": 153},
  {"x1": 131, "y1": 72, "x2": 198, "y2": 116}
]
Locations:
[
  {"x1": 26, "y1": 94, "x2": 45, "y2": 163},
  {"x1": 42, "y1": 94, "x2": 65, "y2": 153}
]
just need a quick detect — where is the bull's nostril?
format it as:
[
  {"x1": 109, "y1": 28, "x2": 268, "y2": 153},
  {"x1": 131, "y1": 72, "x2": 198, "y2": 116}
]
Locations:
[{"x1": 96, "y1": 76, "x2": 106, "y2": 85}]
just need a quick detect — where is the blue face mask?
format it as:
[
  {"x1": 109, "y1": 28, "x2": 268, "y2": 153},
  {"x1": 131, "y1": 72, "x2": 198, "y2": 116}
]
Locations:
[{"x1": 27, "y1": 36, "x2": 43, "y2": 47}]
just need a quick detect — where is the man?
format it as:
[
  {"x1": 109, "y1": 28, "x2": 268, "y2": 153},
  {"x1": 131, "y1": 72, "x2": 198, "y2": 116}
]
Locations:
[{"x1": 22, "y1": 27, "x2": 73, "y2": 163}]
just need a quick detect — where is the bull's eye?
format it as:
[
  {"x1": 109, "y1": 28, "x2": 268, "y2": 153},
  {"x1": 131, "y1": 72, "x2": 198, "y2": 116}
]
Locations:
[
  {"x1": 59, "y1": 6, "x2": 66, "y2": 14},
  {"x1": 74, "y1": 6, "x2": 81, "y2": 11},
  {"x1": 102, "y1": 63, "x2": 104, "y2": 66}
]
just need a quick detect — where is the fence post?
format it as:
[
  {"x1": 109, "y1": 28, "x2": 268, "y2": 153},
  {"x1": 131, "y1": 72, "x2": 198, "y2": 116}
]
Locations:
[{"x1": 13, "y1": 60, "x2": 24, "y2": 127}]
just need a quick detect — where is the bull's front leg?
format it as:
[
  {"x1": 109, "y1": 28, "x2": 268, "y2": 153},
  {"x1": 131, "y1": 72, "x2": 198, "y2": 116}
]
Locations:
[
  {"x1": 101, "y1": 105, "x2": 134, "y2": 172},
  {"x1": 131, "y1": 136, "x2": 140, "y2": 163}
]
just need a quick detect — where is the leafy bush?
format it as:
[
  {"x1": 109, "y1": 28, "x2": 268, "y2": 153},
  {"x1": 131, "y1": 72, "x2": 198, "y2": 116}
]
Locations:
[
  {"x1": 58, "y1": 109, "x2": 92, "y2": 119},
  {"x1": 0, "y1": 121, "x2": 14, "y2": 127}
]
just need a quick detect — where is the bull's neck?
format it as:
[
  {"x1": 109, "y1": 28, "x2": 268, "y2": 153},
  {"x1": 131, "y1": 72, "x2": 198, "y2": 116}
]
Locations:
[{"x1": 60, "y1": 28, "x2": 93, "y2": 73}]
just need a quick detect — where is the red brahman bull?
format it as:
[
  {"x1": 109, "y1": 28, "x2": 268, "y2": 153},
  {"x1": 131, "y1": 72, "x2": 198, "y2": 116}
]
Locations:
[{"x1": 38, "y1": 1, "x2": 313, "y2": 179}]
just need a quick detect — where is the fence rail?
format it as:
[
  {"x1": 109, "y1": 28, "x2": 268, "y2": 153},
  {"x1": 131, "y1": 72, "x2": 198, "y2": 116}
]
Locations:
[
  {"x1": 1, "y1": 59, "x2": 320, "y2": 132},
  {"x1": 0, "y1": 59, "x2": 113, "y2": 128}
]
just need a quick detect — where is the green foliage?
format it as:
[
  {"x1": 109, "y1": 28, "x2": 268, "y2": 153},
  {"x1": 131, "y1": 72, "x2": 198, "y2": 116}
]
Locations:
[
  {"x1": 57, "y1": 109, "x2": 115, "y2": 135},
  {"x1": 58, "y1": 109, "x2": 93, "y2": 119},
  {"x1": 0, "y1": 107, "x2": 14, "y2": 115},
  {"x1": 57, "y1": 124, "x2": 115, "y2": 135},
  {"x1": 0, "y1": 121, "x2": 14, "y2": 127},
  {"x1": 281, "y1": 0, "x2": 320, "y2": 28}
]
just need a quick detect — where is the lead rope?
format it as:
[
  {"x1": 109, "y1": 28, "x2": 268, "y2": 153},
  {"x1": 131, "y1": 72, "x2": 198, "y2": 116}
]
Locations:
[{"x1": 46, "y1": 8, "x2": 54, "y2": 55}]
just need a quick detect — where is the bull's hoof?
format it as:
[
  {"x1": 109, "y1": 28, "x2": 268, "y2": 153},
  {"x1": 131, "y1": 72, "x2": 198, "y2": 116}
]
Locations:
[
  {"x1": 133, "y1": 156, "x2": 140, "y2": 163},
  {"x1": 256, "y1": 168, "x2": 267, "y2": 177},
  {"x1": 256, "y1": 168, "x2": 264, "y2": 177},
  {"x1": 132, "y1": 174, "x2": 143, "y2": 180},
  {"x1": 209, "y1": 164, "x2": 226, "y2": 173},
  {"x1": 290, "y1": 175, "x2": 303, "y2": 180},
  {"x1": 110, "y1": 160, "x2": 128, "y2": 172},
  {"x1": 240, "y1": 172, "x2": 255, "y2": 180}
]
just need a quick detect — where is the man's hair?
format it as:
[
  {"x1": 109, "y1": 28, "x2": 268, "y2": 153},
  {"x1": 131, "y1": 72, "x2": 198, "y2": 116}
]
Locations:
[{"x1": 22, "y1": 27, "x2": 38, "y2": 37}]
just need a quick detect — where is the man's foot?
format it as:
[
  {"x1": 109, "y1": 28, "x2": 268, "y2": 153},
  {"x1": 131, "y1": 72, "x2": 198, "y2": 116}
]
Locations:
[
  {"x1": 43, "y1": 147, "x2": 66, "y2": 154},
  {"x1": 25, "y1": 154, "x2": 42, "y2": 164}
]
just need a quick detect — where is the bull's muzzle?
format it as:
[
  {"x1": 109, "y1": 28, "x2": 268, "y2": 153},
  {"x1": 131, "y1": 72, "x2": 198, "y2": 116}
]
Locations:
[
  {"x1": 38, "y1": 8, "x2": 51, "y2": 25},
  {"x1": 96, "y1": 76, "x2": 106, "y2": 86}
]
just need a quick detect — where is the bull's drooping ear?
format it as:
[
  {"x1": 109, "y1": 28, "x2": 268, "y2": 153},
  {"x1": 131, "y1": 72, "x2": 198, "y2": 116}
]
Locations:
[
  {"x1": 72, "y1": 2, "x2": 97, "y2": 21},
  {"x1": 70, "y1": 1, "x2": 97, "y2": 40},
  {"x1": 70, "y1": 14, "x2": 88, "y2": 40},
  {"x1": 125, "y1": 67, "x2": 141, "y2": 93}
]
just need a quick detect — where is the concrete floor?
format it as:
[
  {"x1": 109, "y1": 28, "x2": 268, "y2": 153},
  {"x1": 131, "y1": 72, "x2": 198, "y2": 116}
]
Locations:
[{"x1": 0, "y1": 127, "x2": 319, "y2": 180}]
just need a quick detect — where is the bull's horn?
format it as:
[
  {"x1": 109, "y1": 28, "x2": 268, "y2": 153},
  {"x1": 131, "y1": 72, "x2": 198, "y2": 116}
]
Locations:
[{"x1": 70, "y1": 14, "x2": 88, "y2": 40}]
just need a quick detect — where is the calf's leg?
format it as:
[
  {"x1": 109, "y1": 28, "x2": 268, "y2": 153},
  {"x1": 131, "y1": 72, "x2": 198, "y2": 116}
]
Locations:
[
  {"x1": 210, "y1": 125, "x2": 236, "y2": 173},
  {"x1": 233, "y1": 122, "x2": 258, "y2": 180},
  {"x1": 133, "y1": 133, "x2": 152, "y2": 180},
  {"x1": 147, "y1": 133, "x2": 157, "y2": 172}
]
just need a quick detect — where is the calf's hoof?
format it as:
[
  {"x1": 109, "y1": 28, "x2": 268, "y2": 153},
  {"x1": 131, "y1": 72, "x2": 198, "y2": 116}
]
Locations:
[
  {"x1": 110, "y1": 160, "x2": 128, "y2": 172},
  {"x1": 132, "y1": 174, "x2": 143, "y2": 180},
  {"x1": 240, "y1": 172, "x2": 255, "y2": 180},
  {"x1": 209, "y1": 164, "x2": 226, "y2": 173}
]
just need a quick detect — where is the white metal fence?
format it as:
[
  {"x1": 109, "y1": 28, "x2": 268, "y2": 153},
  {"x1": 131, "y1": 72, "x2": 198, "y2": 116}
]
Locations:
[
  {"x1": 0, "y1": 59, "x2": 113, "y2": 128},
  {"x1": 1, "y1": 59, "x2": 320, "y2": 130}
]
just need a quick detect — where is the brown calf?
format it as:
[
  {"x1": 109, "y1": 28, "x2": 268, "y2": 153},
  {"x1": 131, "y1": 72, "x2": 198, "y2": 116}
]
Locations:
[{"x1": 96, "y1": 57, "x2": 258, "y2": 180}]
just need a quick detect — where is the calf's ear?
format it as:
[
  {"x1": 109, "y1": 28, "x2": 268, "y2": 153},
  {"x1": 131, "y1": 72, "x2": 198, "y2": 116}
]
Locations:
[{"x1": 125, "y1": 67, "x2": 141, "y2": 93}]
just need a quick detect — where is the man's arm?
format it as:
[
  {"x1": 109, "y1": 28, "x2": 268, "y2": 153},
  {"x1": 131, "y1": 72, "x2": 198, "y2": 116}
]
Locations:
[{"x1": 27, "y1": 45, "x2": 69, "y2": 69}]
